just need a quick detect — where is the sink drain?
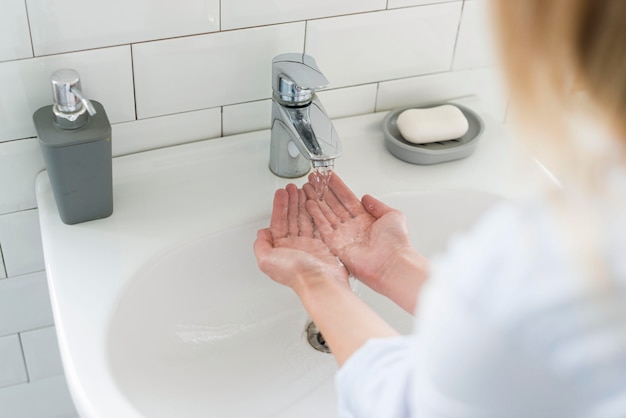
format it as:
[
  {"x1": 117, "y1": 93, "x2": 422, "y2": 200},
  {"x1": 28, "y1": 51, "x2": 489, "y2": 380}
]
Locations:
[{"x1": 306, "y1": 321, "x2": 331, "y2": 353}]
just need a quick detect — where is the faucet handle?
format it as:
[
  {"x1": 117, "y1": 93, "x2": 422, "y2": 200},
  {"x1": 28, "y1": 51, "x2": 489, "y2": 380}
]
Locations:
[{"x1": 272, "y1": 53, "x2": 329, "y2": 105}]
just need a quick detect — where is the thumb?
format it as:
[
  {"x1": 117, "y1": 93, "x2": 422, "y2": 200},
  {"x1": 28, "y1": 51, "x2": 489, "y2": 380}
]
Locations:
[
  {"x1": 361, "y1": 194, "x2": 395, "y2": 219},
  {"x1": 253, "y1": 229, "x2": 274, "y2": 266}
]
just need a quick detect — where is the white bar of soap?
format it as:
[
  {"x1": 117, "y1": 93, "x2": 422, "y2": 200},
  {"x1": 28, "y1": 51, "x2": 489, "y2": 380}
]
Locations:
[{"x1": 396, "y1": 104, "x2": 469, "y2": 144}]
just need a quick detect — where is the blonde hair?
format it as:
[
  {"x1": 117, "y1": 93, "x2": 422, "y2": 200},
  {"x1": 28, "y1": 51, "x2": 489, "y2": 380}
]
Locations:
[
  {"x1": 491, "y1": 0, "x2": 626, "y2": 144},
  {"x1": 490, "y1": 1, "x2": 626, "y2": 282}
]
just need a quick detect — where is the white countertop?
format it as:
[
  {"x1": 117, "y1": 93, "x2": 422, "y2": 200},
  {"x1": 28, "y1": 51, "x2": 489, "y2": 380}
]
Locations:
[{"x1": 36, "y1": 99, "x2": 549, "y2": 417}]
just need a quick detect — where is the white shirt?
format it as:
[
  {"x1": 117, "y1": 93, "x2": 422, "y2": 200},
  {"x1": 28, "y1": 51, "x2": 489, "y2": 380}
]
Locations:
[{"x1": 336, "y1": 201, "x2": 626, "y2": 418}]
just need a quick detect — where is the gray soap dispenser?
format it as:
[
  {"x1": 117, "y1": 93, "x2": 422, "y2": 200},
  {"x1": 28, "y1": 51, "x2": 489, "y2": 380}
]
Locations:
[{"x1": 33, "y1": 69, "x2": 113, "y2": 225}]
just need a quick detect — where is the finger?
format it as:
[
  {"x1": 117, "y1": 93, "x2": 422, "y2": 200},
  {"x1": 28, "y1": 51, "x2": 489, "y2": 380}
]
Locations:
[
  {"x1": 306, "y1": 200, "x2": 336, "y2": 239},
  {"x1": 303, "y1": 181, "x2": 341, "y2": 226},
  {"x1": 361, "y1": 194, "x2": 395, "y2": 219},
  {"x1": 301, "y1": 186, "x2": 322, "y2": 239},
  {"x1": 328, "y1": 174, "x2": 366, "y2": 216},
  {"x1": 298, "y1": 188, "x2": 315, "y2": 238},
  {"x1": 286, "y1": 183, "x2": 299, "y2": 237},
  {"x1": 302, "y1": 180, "x2": 319, "y2": 201},
  {"x1": 307, "y1": 173, "x2": 351, "y2": 220},
  {"x1": 307, "y1": 170, "x2": 334, "y2": 200},
  {"x1": 319, "y1": 200, "x2": 341, "y2": 227},
  {"x1": 269, "y1": 189, "x2": 289, "y2": 239},
  {"x1": 323, "y1": 187, "x2": 353, "y2": 221},
  {"x1": 253, "y1": 229, "x2": 274, "y2": 271}
]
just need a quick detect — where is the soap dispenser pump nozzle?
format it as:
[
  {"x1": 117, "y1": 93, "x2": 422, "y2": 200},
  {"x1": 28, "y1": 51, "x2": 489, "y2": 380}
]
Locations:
[{"x1": 51, "y1": 69, "x2": 96, "y2": 129}]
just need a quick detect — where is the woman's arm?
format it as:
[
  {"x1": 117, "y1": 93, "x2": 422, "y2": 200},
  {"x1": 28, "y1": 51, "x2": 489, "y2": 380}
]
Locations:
[{"x1": 295, "y1": 272, "x2": 399, "y2": 366}]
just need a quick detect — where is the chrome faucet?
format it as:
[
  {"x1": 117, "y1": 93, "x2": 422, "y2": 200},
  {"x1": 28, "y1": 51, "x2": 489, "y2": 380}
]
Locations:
[{"x1": 269, "y1": 53, "x2": 342, "y2": 178}]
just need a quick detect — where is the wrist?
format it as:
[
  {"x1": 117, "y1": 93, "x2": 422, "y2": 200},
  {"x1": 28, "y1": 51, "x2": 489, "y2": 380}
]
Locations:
[
  {"x1": 375, "y1": 248, "x2": 429, "y2": 312},
  {"x1": 292, "y1": 271, "x2": 350, "y2": 302}
]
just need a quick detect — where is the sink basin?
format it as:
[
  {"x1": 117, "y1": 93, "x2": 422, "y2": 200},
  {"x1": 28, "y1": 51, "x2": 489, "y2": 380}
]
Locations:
[
  {"x1": 107, "y1": 190, "x2": 500, "y2": 418},
  {"x1": 37, "y1": 102, "x2": 550, "y2": 417}
]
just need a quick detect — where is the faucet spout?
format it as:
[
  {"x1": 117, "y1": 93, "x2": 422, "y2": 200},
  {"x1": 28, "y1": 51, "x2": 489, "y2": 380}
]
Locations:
[
  {"x1": 279, "y1": 98, "x2": 341, "y2": 160},
  {"x1": 269, "y1": 53, "x2": 342, "y2": 178}
]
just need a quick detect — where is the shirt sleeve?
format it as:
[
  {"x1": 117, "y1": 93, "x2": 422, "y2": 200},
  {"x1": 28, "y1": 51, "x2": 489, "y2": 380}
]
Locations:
[
  {"x1": 335, "y1": 335, "x2": 420, "y2": 418},
  {"x1": 333, "y1": 203, "x2": 593, "y2": 418}
]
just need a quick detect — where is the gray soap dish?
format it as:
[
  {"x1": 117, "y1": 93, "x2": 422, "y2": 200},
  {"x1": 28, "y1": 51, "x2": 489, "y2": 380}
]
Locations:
[{"x1": 382, "y1": 103, "x2": 484, "y2": 165}]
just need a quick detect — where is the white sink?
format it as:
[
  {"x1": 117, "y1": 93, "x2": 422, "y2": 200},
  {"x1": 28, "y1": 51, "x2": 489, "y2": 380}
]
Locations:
[
  {"x1": 36, "y1": 100, "x2": 550, "y2": 417},
  {"x1": 107, "y1": 191, "x2": 499, "y2": 418}
]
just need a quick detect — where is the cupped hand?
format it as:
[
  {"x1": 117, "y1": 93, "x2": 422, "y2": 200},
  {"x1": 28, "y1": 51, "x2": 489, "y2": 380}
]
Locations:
[
  {"x1": 303, "y1": 173, "x2": 423, "y2": 296},
  {"x1": 254, "y1": 184, "x2": 349, "y2": 293}
]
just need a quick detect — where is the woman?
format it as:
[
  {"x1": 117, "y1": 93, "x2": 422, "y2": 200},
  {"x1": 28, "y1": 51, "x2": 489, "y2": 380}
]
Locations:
[{"x1": 253, "y1": 1, "x2": 626, "y2": 416}]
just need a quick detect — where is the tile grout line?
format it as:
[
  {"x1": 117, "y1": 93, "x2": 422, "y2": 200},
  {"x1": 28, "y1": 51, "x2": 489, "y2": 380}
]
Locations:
[
  {"x1": 109, "y1": 66, "x2": 494, "y2": 125},
  {"x1": 220, "y1": 107, "x2": 224, "y2": 138},
  {"x1": 0, "y1": 206, "x2": 40, "y2": 218},
  {"x1": 449, "y1": 0, "x2": 466, "y2": 71},
  {"x1": 130, "y1": 45, "x2": 138, "y2": 121},
  {"x1": 16, "y1": 333, "x2": 31, "y2": 384},
  {"x1": 22, "y1": 0, "x2": 36, "y2": 58},
  {"x1": 0, "y1": 323, "x2": 56, "y2": 340},
  {"x1": 373, "y1": 82, "x2": 381, "y2": 112},
  {"x1": 9, "y1": 4, "x2": 454, "y2": 60},
  {"x1": 0, "y1": 244, "x2": 7, "y2": 278},
  {"x1": 303, "y1": 20, "x2": 308, "y2": 54},
  {"x1": 0, "y1": 136, "x2": 38, "y2": 144}
]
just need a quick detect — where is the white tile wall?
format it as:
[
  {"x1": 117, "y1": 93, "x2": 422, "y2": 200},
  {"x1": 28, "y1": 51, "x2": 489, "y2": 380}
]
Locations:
[
  {"x1": 0, "y1": 375, "x2": 77, "y2": 418},
  {"x1": 221, "y1": 0, "x2": 386, "y2": 30},
  {"x1": 0, "y1": 138, "x2": 45, "y2": 215},
  {"x1": 0, "y1": 272, "x2": 53, "y2": 336},
  {"x1": 376, "y1": 67, "x2": 508, "y2": 120},
  {"x1": 0, "y1": 0, "x2": 32, "y2": 62},
  {"x1": 316, "y1": 85, "x2": 379, "y2": 119},
  {"x1": 21, "y1": 326, "x2": 64, "y2": 381},
  {"x1": 112, "y1": 108, "x2": 222, "y2": 156},
  {"x1": 0, "y1": 0, "x2": 501, "y2": 414},
  {"x1": 0, "y1": 210, "x2": 45, "y2": 278},
  {"x1": 27, "y1": 0, "x2": 220, "y2": 56},
  {"x1": 133, "y1": 23, "x2": 305, "y2": 118},
  {"x1": 0, "y1": 46, "x2": 134, "y2": 142},
  {"x1": 453, "y1": 0, "x2": 496, "y2": 70},
  {"x1": 223, "y1": 100, "x2": 272, "y2": 137},
  {"x1": 0, "y1": 334, "x2": 28, "y2": 388},
  {"x1": 305, "y1": 3, "x2": 463, "y2": 88},
  {"x1": 388, "y1": 0, "x2": 454, "y2": 8}
]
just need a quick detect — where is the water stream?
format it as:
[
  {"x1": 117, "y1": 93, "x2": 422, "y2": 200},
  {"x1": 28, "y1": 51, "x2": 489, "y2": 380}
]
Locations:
[{"x1": 310, "y1": 160, "x2": 334, "y2": 201}]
